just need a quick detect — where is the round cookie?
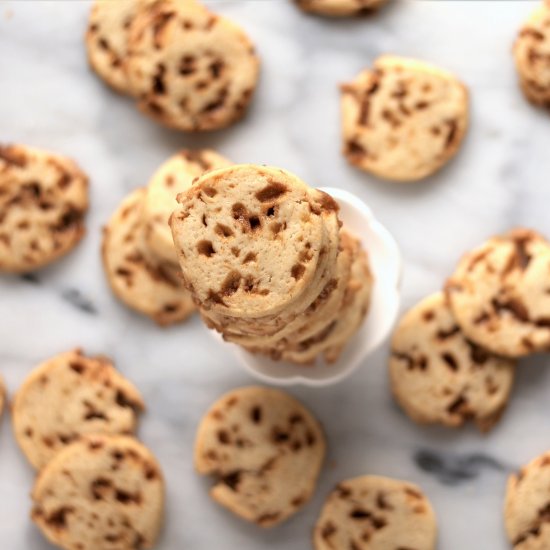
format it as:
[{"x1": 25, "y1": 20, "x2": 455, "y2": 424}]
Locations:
[
  {"x1": 505, "y1": 450, "x2": 550, "y2": 549},
  {"x1": 341, "y1": 55, "x2": 469, "y2": 182},
  {"x1": 170, "y1": 164, "x2": 339, "y2": 318},
  {"x1": 32, "y1": 434, "x2": 164, "y2": 550},
  {"x1": 314, "y1": 476, "x2": 437, "y2": 550},
  {"x1": 446, "y1": 228, "x2": 550, "y2": 358},
  {"x1": 390, "y1": 292, "x2": 516, "y2": 432},
  {"x1": 12, "y1": 349, "x2": 144, "y2": 470},
  {"x1": 125, "y1": 0, "x2": 260, "y2": 131},
  {"x1": 0, "y1": 144, "x2": 88, "y2": 273},
  {"x1": 294, "y1": 0, "x2": 388, "y2": 17},
  {"x1": 514, "y1": 2, "x2": 550, "y2": 109},
  {"x1": 102, "y1": 188, "x2": 195, "y2": 326},
  {"x1": 194, "y1": 386, "x2": 326, "y2": 527},
  {"x1": 143, "y1": 149, "x2": 232, "y2": 265},
  {"x1": 86, "y1": 0, "x2": 139, "y2": 94}
]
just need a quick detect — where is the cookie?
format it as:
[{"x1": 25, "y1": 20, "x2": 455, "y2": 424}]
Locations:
[
  {"x1": 0, "y1": 144, "x2": 88, "y2": 273},
  {"x1": 12, "y1": 349, "x2": 144, "y2": 470},
  {"x1": 314, "y1": 476, "x2": 437, "y2": 550},
  {"x1": 514, "y1": 2, "x2": 550, "y2": 109},
  {"x1": 504, "y1": 450, "x2": 550, "y2": 549},
  {"x1": 170, "y1": 164, "x2": 339, "y2": 319},
  {"x1": 390, "y1": 292, "x2": 516, "y2": 432},
  {"x1": 102, "y1": 188, "x2": 194, "y2": 325},
  {"x1": 143, "y1": 149, "x2": 232, "y2": 265},
  {"x1": 32, "y1": 434, "x2": 164, "y2": 550},
  {"x1": 446, "y1": 228, "x2": 550, "y2": 358},
  {"x1": 295, "y1": 0, "x2": 387, "y2": 17},
  {"x1": 86, "y1": 0, "x2": 138, "y2": 94},
  {"x1": 341, "y1": 55, "x2": 469, "y2": 182},
  {"x1": 125, "y1": 0, "x2": 260, "y2": 131},
  {"x1": 194, "y1": 386, "x2": 326, "y2": 527}
]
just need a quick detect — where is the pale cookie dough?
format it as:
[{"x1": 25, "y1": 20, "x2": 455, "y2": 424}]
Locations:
[
  {"x1": 295, "y1": 0, "x2": 388, "y2": 17},
  {"x1": 505, "y1": 450, "x2": 550, "y2": 549},
  {"x1": 446, "y1": 228, "x2": 550, "y2": 358},
  {"x1": 143, "y1": 149, "x2": 232, "y2": 265},
  {"x1": 0, "y1": 144, "x2": 88, "y2": 273},
  {"x1": 170, "y1": 164, "x2": 339, "y2": 319},
  {"x1": 195, "y1": 386, "x2": 326, "y2": 527},
  {"x1": 514, "y1": 2, "x2": 550, "y2": 108},
  {"x1": 314, "y1": 476, "x2": 437, "y2": 550},
  {"x1": 390, "y1": 292, "x2": 516, "y2": 432},
  {"x1": 32, "y1": 434, "x2": 164, "y2": 550},
  {"x1": 86, "y1": 0, "x2": 138, "y2": 94},
  {"x1": 102, "y1": 188, "x2": 195, "y2": 326},
  {"x1": 12, "y1": 349, "x2": 144, "y2": 469},
  {"x1": 126, "y1": 0, "x2": 260, "y2": 131},
  {"x1": 341, "y1": 55, "x2": 469, "y2": 182}
]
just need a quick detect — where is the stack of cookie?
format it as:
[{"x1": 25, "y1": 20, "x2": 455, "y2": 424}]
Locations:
[
  {"x1": 102, "y1": 149, "x2": 230, "y2": 325},
  {"x1": 86, "y1": 0, "x2": 260, "y2": 132},
  {"x1": 390, "y1": 228, "x2": 550, "y2": 432},
  {"x1": 170, "y1": 164, "x2": 373, "y2": 364}
]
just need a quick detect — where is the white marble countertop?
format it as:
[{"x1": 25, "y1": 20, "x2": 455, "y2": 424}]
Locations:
[{"x1": 1, "y1": 1, "x2": 549, "y2": 548}]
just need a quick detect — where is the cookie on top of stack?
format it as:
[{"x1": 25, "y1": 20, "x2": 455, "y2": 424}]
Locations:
[
  {"x1": 170, "y1": 164, "x2": 373, "y2": 364},
  {"x1": 102, "y1": 149, "x2": 229, "y2": 325},
  {"x1": 86, "y1": 0, "x2": 260, "y2": 132},
  {"x1": 390, "y1": 228, "x2": 550, "y2": 432}
]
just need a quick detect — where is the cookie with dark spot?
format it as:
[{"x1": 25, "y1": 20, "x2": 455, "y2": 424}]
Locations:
[
  {"x1": 505, "y1": 450, "x2": 550, "y2": 549},
  {"x1": 314, "y1": 476, "x2": 437, "y2": 550},
  {"x1": 102, "y1": 188, "x2": 195, "y2": 326},
  {"x1": 390, "y1": 292, "x2": 515, "y2": 432},
  {"x1": 125, "y1": 0, "x2": 260, "y2": 131},
  {"x1": 143, "y1": 149, "x2": 232, "y2": 265},
  {"x1": 446, "y1": 228, "x2": 550, "y2": 358},
  {"x1": 514, "y1": 2, "x2": 550, "y2": 109},
  {"x1": 295, "y1": 0, "x2": 388, "y2": 17},
  {"x1": 32, "y1": 434, "x2": 164, "y2": 550},
  {"x1": 86, "y1": 0, "x2": 140, "y2": 94},
  {"x1": 341, "y1": 55, "x2": 469, "y2": 182},
  {"x1": 0, "y1": 144, "x2": 88, "y2": 273},
  {"x1": 194, "y1": 386, "x2": 326, "y2": 527},
  {"x1": 12, "y1": 348, "x2": 144, "y2": 469}
]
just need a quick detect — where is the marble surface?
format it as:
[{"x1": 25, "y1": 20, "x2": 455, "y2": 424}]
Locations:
[{"x1": 0, "y1": 0, "x2": 549, "y2": 548}]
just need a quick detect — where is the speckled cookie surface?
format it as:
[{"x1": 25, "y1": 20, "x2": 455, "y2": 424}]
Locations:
[
  {"x1": 295, "y1": 0, "x2": 387, "y2": 17},
  {"x1": 12, "y1": 349, "x2": 144, "y2": 470},
  {"x1": 314, "y1": 476, "x2": 437, "y2": 550},
  {"x1": 0, "y1": 144, "x2": 88, "y2": 273},
  {"x1": 341, "y1": 55, "x2": 468, "y2": 182},
  {"x1": 446, "y1": 228, "x2": 550, "y2": 358},
  {"x1": 170, "y1": 164, "x2": 339, "y2": 318},
  {"x1": 32, "y1": 434, "x2": 164, "y2": 550},
  {"x1": 143, "y1": 149, "x2": 232, "y2": 265},
  {"x1": 505, "y1": 450, "x2": 550, "y2": 549},
  {"x1": 195, "y1": 386, "x2": 326, "y2": 527},
  {"x1": 102, "y1": 188, "x2": 195, "y2": 325},
  {"x1": 514, "y1": 2, "x2": 550, "y2": 108},
  {"x1": 86, "y1": 0, "x2": 138, "y2": 94},
  {"x1": 390, "y1": 292, "x2": 515, "y2": 432},
  {"x1": 125, "y1": 0, "x2": 260, "y2": 131}
]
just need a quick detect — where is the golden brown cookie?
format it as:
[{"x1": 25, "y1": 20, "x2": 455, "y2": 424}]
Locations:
[
  {"x1": 390, "y1": 292, "x2": 515, "y2": 432},
  {"x1": 125, "y1": 0, "x2": 260, "y2": 131},
  {"x1": 514, "y1": 1, "x2": 550, "y2": 109},
  {"x1": 32, "y1": 434, "x2": 164, "y2": 550},
  {"x1": 295, "y1": 0, "x2": 388, "y2": 17},
  {"x1": 341, "y1": 55, "x2": 468, "y2": 182},
  {"x1": 314, "y1": 476, "x2": 437, "y2": 550},
  {"x1": 0, "y1": 144, "x2": 88, "y2": 273},
  {"x1": 12, "y1": 349, "x2": 144, "y2": 469},
  {"x1": 102, "y1": 188, "x2": 194, "y2": 325},
  {"x1": 195, "y1": 386, "x2": 326, "y2": 527},
  {"x1": 446, "y1": 228, "x2": 550, "y2": 358}
]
